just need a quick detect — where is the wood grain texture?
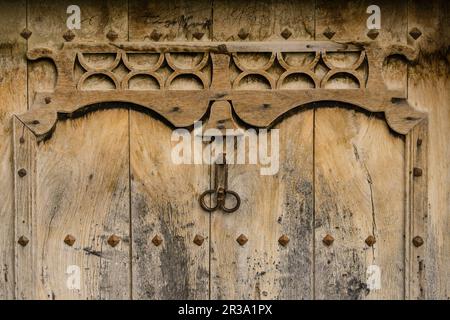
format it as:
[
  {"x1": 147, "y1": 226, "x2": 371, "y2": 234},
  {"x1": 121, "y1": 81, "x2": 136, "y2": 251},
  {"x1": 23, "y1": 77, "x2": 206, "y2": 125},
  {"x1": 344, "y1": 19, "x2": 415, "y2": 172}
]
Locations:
[
  {"x1": 13, "y1": 118, "x2": 37, "y2": 299},
  {"x1": 314, "y1": 107, "x2": 405, "y2": 299},
  {"x1": 314, "y1": 0, "x2": 408, "y2": 299},
  {"x1": 129, "y1": 0, "x2": 212, "y2": 41},
  {"x1": 408, "y1": 0, "x2": 450, "y2": 299},
  {"x1": 22, "y1": 0, "x2": 131, "y2": 299},
  {"x1": 129, "y1": 1, "x2": 211, "y2": 299},
  {"x1": 210, "y1": 111, "x2": 314, "y2": 299},
  {"x1": 210, "y1": 0, "x2": 315, "y2": 300},
  {"x1": 213, "y1": 0, "x2": 314, "y2": 41},
  {"x1": 32, "y1": 109, "x2": 131, "y2": 299},
  {"x1": 0, "y1": 0, "x2": 27, "y2": 299}
]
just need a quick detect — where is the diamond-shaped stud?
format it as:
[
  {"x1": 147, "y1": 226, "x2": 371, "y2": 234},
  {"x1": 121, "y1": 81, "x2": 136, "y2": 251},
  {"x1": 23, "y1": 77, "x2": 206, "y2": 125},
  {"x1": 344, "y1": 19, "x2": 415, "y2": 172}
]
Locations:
[
  {"x1": 20, "y1": 28, "x2": 32, "y2": 40},
  {"x1": 409, "y1": 27, "x2": 422, "y2": 40},
  {"x1": 323, "y1": 27, "x2": 335, "y2": 40},
  {"x1": 18, "y1": 236, "x2": 29, "y2": 247},
  {"x1": 412, "y1": 236, "x2": 424, "y2": 247},
  {"x1": 238, "y1": 28, "x2": 249, "y2": 40},
  {"x1": 278, "y1": 234, "x2": 290, "y2": 247},
  {"x1": 63, "y1": 30, "x2": 76, "y2": 42},
  {"x1": 281, "y1": 28, "x2": 292, "y2": 40},
  {"x1": 152, "y1": 235, "x2": 163, "y2": 246},
  {"x1": 365, "y1": 235, "x2": 376, "y2": 247},
  {"x1": 64, "y1": 234, "x2": 76, "y2": 246},
  {"x1": 367, "y1": 29, "x2": 379, "y2": 40},
  {"x1": 322, "y1": 234, "x2": 334, "y2": 246},
  {"x1": 193, "y1": 234, "x2": 205, "y2": 246},
  {"x1": 107, "y1": 234, "x2": 121, "y2": 247},
  {"x1": 413, "y1": 167, "x2": 423, "y2": 177},
  {"x1": 106, "y1": 30, "x2": 118, "y2": 41},
  {"x1": 150, "y1": 30, "x2": 162, "y2": 41},
  {"x1": 17, "y1": 168, "x2": 27, "y2": 177},
  {"x1": 236, "y1": 234, "x2": 248, "y2": 246},
  {"x1": 193, "y1": 31, "x2": 204, "y2": 40}
]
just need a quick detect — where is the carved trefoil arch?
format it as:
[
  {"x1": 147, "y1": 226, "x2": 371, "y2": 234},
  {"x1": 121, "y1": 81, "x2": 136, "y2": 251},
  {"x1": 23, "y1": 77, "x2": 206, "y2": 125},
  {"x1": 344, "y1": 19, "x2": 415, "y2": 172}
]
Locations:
[{"x1": 14, "y1": 40, "x2": 428, "y2": 299}]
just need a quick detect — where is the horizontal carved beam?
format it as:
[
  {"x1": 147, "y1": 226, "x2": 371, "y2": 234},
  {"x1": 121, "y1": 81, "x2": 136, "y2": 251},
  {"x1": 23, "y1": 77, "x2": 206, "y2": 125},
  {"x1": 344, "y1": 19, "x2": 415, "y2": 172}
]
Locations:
[{"x1": 18, "y1": 41, "x2": 425, "y2": 140}]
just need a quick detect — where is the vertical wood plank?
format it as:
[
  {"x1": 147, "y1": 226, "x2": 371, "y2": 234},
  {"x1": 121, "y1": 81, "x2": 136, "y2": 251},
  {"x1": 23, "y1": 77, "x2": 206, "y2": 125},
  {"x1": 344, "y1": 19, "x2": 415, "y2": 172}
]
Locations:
[
  {"x1": 13, "y1": 118, "x2": 36, "y2": 299},
  {"x1": 314, "y1": 108, "x2": 406, "y2": 299},
  {"x1": 129, "y1": 0, "x2": 212, "y2": 41},
  {"x1": 210, "y1": 113, "x2": 314, "y2": 299},
  {"x1": 129, "y1": 1, "x2": 211, "y2": 299},
  {"x1": 405, "y1": 120, "x2": 428, "y2": 299},
  {"x1": 0, "y1": 0, "x2": 27, "y2": 299},
  {"x1": 407, "y1": 0, "x2": 449, "y2": 299},
  {"x1": 25, "y1": 0, "x2": 131, "y2": 299},
  {"x1": 211, "y1": 1, "x2": 316, "y2": 299},
  {"x1": 315, "y1": 0, "x2": 408, "y2": 299}
]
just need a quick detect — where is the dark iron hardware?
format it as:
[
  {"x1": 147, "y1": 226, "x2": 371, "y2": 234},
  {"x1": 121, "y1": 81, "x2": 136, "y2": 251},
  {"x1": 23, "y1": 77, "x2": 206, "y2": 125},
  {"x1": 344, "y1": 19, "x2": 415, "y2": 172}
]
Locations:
[{"x1": 199, "y1": 154, "x2": 240, "y2": 213}]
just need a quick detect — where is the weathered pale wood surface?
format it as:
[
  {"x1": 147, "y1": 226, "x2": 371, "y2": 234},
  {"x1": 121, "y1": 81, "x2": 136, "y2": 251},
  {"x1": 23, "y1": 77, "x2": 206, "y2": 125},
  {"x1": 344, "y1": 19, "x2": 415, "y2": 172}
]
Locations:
[
  {"x1": 0, "y1": 0, "x2": 27, "y2": 299},
  {"x1": 0, "y1": 0, "x2": 448, "y2": 300},
  {"x1": 314, "y1": 108, "x2": 406, "y2": 299},
  {"x1": 22, "y1": 0, "x2": 131, "y2": 299},
  {"x1": 129, "y1": 114, "x2": 210, "y2": 299},
  {"x1": 32, "y1": 109, "x2": 130, "y2": 299},
  {"x1": 129, "y1": 0, "x2": 210, "y2": 299},
  {"x1": 13, "y1": 118, "x2": 36, "y2": 299},
  {"x1": 314, "y1": 0, "x2": 408, "y2": 299},
  {"x1": 407, "y1": 0, "x2": 449, "y2": 299},
  {"x1": 210, "y1": 0, "x2": 315, "y2": 300},
  {"x1": 213, "y1": 0, "x2": 315, "y2": 41},
  {"x1": 210, "y1": 111, "x2": 314, "y2": 299}
]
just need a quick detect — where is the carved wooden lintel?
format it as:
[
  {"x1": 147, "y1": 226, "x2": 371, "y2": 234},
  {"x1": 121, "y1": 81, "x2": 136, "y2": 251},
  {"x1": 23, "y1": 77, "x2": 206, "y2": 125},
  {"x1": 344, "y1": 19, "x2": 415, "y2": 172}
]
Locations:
[{"x1": 18, "y1": 41, "x2": 425, "y2": 140}]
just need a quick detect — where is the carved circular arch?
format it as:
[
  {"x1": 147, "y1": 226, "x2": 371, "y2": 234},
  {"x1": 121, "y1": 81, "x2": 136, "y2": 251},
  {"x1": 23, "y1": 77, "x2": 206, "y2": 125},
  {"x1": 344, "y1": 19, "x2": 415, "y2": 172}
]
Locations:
[
  {"x1": 77, "y1": 71, "x2": 120, "y2": 90},
  {"x1": 277, "y1": 71, "x2": 319, "y2": 89},
  {"x1": 122, "y1": 52, "x2": 165, "y2": 72},
  {"x1": 233, "y1": 71, "x2": 276, "y2": 90},
  {"x1": 164, "y1": 52, "x2": 209, "y2": 72},
  {"x1": 276, "y1": 51, "x2": 321, "y2": 71},
  {"x1": 321, "y1": 50, "x2": 366, "y2": 70},
  {"x1": 165, "y1": 71, "x2": 209, "y2": 89},
  {"x1": 121, "y1": 71, "x2": 164, "y2": 90}
]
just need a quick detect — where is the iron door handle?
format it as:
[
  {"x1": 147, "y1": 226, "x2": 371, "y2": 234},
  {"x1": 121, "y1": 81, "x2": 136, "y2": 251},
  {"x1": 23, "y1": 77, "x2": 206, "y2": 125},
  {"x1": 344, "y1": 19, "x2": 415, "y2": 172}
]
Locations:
[{"x1": 199, "y1": 155, "x2": 241, "y2": 213}]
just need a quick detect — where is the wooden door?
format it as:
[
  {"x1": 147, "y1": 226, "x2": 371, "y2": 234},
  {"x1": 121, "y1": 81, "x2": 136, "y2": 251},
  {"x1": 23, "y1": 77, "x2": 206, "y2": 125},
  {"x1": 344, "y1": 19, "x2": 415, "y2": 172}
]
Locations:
[{"x1": 4, "y1": 0, "x2": 445, "y2": 300}]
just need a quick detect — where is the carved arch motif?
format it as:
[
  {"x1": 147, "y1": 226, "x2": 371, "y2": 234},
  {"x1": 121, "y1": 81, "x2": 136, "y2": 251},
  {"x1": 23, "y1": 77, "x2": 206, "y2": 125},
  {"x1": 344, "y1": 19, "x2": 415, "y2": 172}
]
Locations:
[{"x1": 19, "y1": 41, "x2": 424, "y2": 140}]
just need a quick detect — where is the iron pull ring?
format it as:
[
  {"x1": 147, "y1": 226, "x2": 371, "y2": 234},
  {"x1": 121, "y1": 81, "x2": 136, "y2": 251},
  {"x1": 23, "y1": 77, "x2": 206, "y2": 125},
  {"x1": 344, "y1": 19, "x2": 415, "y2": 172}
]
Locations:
[
  {"x1": 199, "y1": 187, "x2": 241, "y2": 213},
  {"x1": 199, "y1": 154, "x2": 241, "y2": 213}
]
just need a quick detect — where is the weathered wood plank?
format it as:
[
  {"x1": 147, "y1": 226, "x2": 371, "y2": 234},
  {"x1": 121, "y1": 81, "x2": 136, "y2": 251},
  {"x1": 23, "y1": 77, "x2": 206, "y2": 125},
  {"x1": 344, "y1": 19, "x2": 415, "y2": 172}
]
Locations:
[
  {"x1": 213, "y1": 0, "x2": 314, "y2": 41},
  {"x1": 405, "y1": 120, "x2": 428, "y2": 299},
  {"x1": 33, "y1": 109, "x2": 130, "y2": 300},
  {"x1": 13, "y1": 118, "x2": 36, "y2": 299},
  {"x1": 0, "y1": 0, "x2": 27, "y2": 299},
  {"x1": 129, "y1": 0, "x2": 212, "y2": 41},
  {"x1": 129, "y1": 1, "x2": 210, "y2": 299},
  {"x1": 24, "y1": 0, "x2": 131, "y2": 299},
  {"x1": 210, "y1": 0, "x2": 315, "y2": 299},
  {"x1": 210, "y1": 110, "x2": 314, "y2": 299},
  {"x1": 314, "y1": 0, "x2": 408, "y2": 299},
  {"x1": 314, "y1": 107, "x2": 406, "y2": 299},
  {"x1": 316, "y1": 0, "x2": 407, "y2": 42},
  {"x1": 407, "y1": 0, "x2": 450, "y2": 299},
  {"x1": 129, "y1": 114, "x2": 210, "y2": 299}
]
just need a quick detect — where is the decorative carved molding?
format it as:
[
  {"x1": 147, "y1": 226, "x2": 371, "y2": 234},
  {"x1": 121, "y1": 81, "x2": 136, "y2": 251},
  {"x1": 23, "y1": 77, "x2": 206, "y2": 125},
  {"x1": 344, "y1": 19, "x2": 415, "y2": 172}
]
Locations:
[{"x1": 18, "y1": 41, "x2": 425, "y2": 140}]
